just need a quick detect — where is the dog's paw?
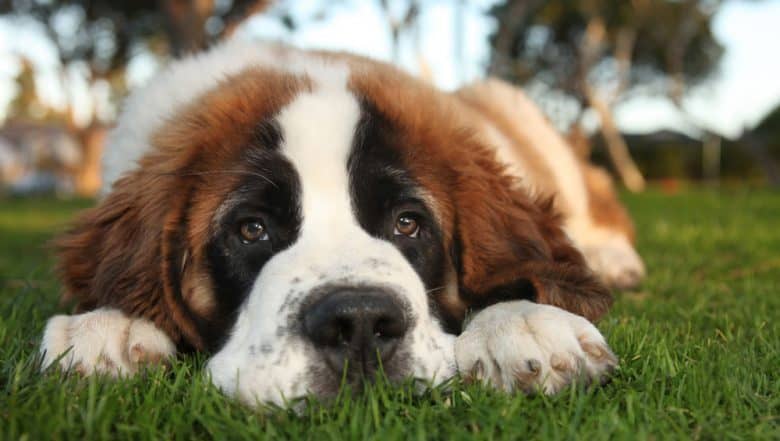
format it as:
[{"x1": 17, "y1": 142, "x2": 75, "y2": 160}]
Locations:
[
  {"x1": 581, "y1": 237, "x2": 645, "y2": 290},
  {"x1": 40, "y1": 308, "x2": 175, "y2": 376},
  {"x1": 454, "y1": 300, "x2": 617, "y2": 394}
]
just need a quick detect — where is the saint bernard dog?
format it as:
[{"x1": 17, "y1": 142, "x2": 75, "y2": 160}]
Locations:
[{"x1": 40, "y1": 40, "x2": 644, "y2": 406}]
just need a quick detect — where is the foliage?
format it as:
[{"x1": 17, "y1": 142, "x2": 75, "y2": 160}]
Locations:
[
  {"x1": 486, "y1": 0, "x2": 734, "y2": 190},
  {"x1": 0, "y1": 0, "x2": 273, "y2": 128},
  {"x1": 1, "y1": 1, "x2": 273, "y2": 70},
  {"x1": 6, "y1": 59, "x2": 49, "y2": 121},
  {"x1": 488, "y1": 0, "x2": 724, "y2": 113},
  {"x1": 1, "y1": 191, "x2": 779, "y2": 439}
]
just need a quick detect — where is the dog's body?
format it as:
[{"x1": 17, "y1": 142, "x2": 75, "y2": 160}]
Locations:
[
  {"x1": 40, "y1": 40, "x2": 639, "y2": 405},
  {"x1": 455, "y1": 80, "x2": 644, "y2": 290}
]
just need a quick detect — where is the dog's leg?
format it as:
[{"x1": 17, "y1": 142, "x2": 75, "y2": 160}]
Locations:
[
  {"x1": 40, "y1": 308, "x2": 175, "y2": 376},
  {"x1": 454, "y1": 300, "x2": 617, "y2": 394}
]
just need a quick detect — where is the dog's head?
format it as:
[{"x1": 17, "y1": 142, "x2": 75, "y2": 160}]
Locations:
[{"x1": 56, "y1": 42, "x2": 611, "y2": 405}]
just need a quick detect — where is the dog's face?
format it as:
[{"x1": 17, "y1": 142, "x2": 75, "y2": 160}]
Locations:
[
  {"x1": 57, "y1": 45, "x2": 611, "y2": 405},
  {"x1": 201, "y1": 67, "x2": 460, "y2": 403}
]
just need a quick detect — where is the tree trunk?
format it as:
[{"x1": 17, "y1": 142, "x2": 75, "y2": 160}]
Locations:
[
  {"x1": 160, "y1": 0, "x2": 214, "y2": 57},
  {"x1": 222, "y1": 0, "x2": 273, "y2": 38},
  {"x1": 701, "y1": 133, "x2": 721, "y2": 184},
  {"x1": 585, "y1": 87, "x2": 646, "y2": 192},
  {"x1": 579, "y1": 18, "x2": 646, "y2": 192},
  {"x1": 488, "y1": 0, "x2": 543, "y2": 76}
]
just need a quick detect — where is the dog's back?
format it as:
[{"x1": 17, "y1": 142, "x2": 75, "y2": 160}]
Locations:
[{"x1": 455, "y1": 79, "x2": 645, "y2": 289}]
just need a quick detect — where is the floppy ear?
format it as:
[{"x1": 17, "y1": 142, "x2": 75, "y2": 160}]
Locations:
[
  {"x1": 55, "y1": 167, "x2": 207, "y2": 351},
  {"x1": 452, "y1": 155, "x2": 612, "y2": 323}
]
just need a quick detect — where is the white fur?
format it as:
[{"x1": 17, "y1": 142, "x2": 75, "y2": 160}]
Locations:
[
  {"x1": 455, "y1": 300, "x2": 617, "y2": 394},
  {"x1": 206, "y1": 63, "x2": 455, "y2": 406},
  {"x1": 40, "y1": 308, "x2": 175, "y2": 376}
]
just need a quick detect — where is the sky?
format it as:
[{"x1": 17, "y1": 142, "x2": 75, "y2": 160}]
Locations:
[{"x1": 1, "y1": 0, "x2": 780, "y2": 140}]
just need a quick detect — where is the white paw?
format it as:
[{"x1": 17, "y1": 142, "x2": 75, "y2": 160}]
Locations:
[
  {"x1": 581, "y1": 238, "x2": 645, "y2": 290},
  {"x1": 454, "y1": 300, "x2": 617, "y2": 394},
  {"x1": 40, "y1": 308, "x2": 175, "y2": 376}
]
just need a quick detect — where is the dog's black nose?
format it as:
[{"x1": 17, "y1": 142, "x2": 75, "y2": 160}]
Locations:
[{"x1": 302, "y1": 288, "x2": 408, "y2": 375}]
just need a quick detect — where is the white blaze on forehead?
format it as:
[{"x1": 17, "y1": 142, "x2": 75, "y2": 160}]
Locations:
[{"x1": 276, "y1": 65, "x2": 361, "y2": 235}]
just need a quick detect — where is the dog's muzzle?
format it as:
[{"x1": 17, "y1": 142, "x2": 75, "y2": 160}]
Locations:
[{"x1": 301, "y1": 287, "x2": 409, "y2": 377}]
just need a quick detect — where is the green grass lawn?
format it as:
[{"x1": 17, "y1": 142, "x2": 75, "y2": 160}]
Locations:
[{"x1": 1, "y1": 189, "x2": 778, "y2": 440}]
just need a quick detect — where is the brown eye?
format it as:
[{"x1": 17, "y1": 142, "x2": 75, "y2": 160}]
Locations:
[
  {"x1": 239, "y1": 219, "x2": 268, "y2": 243},
  {"x1": 394, "y1": 214, "x2": 420, "y2": 238}
]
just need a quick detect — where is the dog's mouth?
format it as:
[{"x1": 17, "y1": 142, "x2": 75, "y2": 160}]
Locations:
[
  {"x1": 204, "y1": 224, "x2": 457, "y2": 406},
  {"x1": 205, "y1": 282, "x2": 457, "y2": 406},
  {"x1": 295, "y1": 286, "x2": 415, "y2": 395}
]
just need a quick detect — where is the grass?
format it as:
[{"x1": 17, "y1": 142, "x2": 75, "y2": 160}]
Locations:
[{"x1": 1, "y1": 188, "x2": 778, "y2": 440}]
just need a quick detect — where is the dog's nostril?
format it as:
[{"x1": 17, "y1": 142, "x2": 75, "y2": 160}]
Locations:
[
  {"x1": 335, "y1": 317, "x2": 354, "y2": 345},
  {"x1": 301, "y1": 288, "x2": 408, "y2": 373},
  {"x1": 318, "y1": 316, "x2": 353, "y2": 347},
  {"x1": 374, "y1": 316, "x2": 406, "y2": 340}
]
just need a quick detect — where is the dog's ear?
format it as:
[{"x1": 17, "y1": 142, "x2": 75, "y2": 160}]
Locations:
[
  {"x1": 452, "y1": 155, "x2": 612, "y2": 322},
  {"x1": 55, "y1": 160, "x2": 207, "y2": 350}
]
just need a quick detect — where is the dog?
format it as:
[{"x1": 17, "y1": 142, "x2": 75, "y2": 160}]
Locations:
[{"x1": 40, "y1": 40, "x2": 639, "y2": 406}]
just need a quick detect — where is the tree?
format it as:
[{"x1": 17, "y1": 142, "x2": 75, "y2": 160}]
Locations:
[
  {"x1": 1, "y1": 0, "x2": 273, "y2": 127},
  {"x1": 376, "y1": 0, "x2": 420, "y2": 64},
  {"x1": 487, "y1": 0, "x2": 725, "y2": 191},
  {"x1": 6, "y1": 59, "x2": 50, "y2": 121}
]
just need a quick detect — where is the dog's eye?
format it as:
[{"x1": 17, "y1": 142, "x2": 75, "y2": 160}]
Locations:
[
  {"x1": 394, "y1": 214, "x2": 420, "y2": 238},
  {"x1": 239, "y1": 219, "x2": 269, "y2": 243}
]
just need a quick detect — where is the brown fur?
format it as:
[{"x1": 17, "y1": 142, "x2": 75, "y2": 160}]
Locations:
[
  {"x1": 348, "y1": 63, "x2": 612, "y2": 323},
  {"x1": 582, "y1": 164, "x2": 636, "y2": 243},
  {"x1": 454, "y1": 84, "x2": 562, "y2": 206}
]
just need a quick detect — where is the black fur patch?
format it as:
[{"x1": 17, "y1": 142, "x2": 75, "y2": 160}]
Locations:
[
  {"x1": 348, "y1": 99, "x2": 449, "y2": 325},
  {"x1": 203, "y1": 119, "x2": 302, "y2": 351}
]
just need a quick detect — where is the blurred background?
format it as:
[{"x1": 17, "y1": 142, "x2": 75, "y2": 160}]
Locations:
[{"x1": 0, "y1": 0, "x2": 779, "y2": 198}]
